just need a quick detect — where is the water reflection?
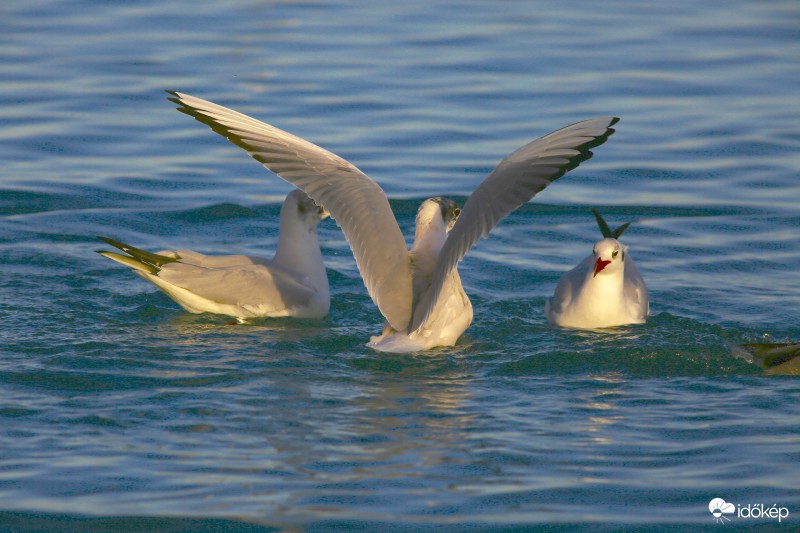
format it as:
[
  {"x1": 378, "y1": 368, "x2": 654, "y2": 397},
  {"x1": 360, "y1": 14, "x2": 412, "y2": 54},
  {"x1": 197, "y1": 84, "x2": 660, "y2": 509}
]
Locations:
[
  {"x1": 153, "y1": 312, "x2": 335, "y2": 355},
  {"x1": 574, "y1": 374, "x2": 626, "y2": 447},
  {"x1": 243, "y1": 355, "x2": 477, "y2": 520}
]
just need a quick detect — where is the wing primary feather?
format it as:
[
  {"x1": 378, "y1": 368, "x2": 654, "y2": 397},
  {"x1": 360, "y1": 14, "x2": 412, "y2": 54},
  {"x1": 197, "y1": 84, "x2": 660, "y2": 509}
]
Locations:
[
  {"x1": 97, "y1": 236, "x2": 179, "y2": 274},
  {"x1": 591, "y1": 209, "x2": 632, "y2": 239},
  {"x1": 96, "y1": 250, "x2": 159, "y2": 274},
  {"x1": 611, "y1": 221, "x2": 632, "y2": 239},
  {"x1": 591, "y1": 209, "x2": 613, "y2": 238},
  {"x1": 411, "y1": 117, "x2": 620, "y2": 332}
]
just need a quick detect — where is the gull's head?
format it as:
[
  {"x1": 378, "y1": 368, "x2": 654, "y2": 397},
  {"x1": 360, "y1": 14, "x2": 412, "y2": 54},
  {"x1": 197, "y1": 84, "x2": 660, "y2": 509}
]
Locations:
[
  {"x1": 417, "y1": 197, "x2": 461, "y2": 232},
  {"x1": 592, "y1": 237, "x2": 625, "y2": 278},
  {"x1": 285, "y1": 189, "x2": 330, "y2": 226}
]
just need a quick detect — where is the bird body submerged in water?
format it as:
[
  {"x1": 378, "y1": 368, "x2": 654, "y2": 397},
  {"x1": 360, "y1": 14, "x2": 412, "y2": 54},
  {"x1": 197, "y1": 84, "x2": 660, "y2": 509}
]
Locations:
[
  {"x1": 545, "y1": 209, "x2": 648, "y2": 329},
  {"x1": 98, "y1": 189, "x2": 331, "y2": 320},
  {"x1": 167, "y1": 91, "x2": 618, "y2": 351},
  {"x1": 369, "y1": 196, "x2": 473, "y2": 352}
]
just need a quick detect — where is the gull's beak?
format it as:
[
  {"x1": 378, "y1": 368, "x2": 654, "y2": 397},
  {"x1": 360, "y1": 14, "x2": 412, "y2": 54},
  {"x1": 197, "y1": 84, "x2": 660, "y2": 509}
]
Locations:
[{"x1": 594, "y1": 257, "x2": 611, "y2": 277}]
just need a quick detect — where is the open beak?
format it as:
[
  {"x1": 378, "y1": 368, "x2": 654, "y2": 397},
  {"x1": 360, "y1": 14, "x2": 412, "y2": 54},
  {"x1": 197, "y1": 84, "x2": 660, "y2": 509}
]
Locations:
[{"x1": 594, "y1": 257, "x2": 611, "y2": 277}]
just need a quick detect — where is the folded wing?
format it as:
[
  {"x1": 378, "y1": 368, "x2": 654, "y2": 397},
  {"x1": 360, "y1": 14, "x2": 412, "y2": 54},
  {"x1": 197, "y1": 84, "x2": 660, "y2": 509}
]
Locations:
[
  {"x1": 411, "y1": 117, "x2": 619, "y2": 331},
  {"x1": 167, "y1": 91, "x2": 414, "y2": 331},
  {"x1": 154, "y1": 261, "x2": 316, "y2": 310}
]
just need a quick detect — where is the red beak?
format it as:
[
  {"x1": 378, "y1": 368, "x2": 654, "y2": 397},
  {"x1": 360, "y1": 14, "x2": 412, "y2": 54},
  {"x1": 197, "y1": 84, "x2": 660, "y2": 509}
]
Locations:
[{"x1": 594, "y1": 257, "x2": 611, "y2": 277}]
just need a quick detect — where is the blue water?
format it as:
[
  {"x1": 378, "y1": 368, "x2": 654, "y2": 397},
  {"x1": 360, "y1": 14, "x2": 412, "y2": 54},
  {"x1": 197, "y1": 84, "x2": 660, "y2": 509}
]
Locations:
[{"x1": 2, "y1": 0, "x2": 799, "y2": 529}]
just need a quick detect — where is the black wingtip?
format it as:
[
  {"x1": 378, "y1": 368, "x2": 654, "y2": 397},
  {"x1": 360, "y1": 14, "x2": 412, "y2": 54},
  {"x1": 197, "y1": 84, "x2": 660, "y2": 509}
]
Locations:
[
  {"x1": 590, "y1": 210, "x2": 633, "y2": 240},
  {"x1": 97, "y1": 236, "x2": 125, "y2": 250},
  {"x1": 166, "y1": 90, "x2": 191, "y2": 114},
  {"x1": 591, "y1": 209, "x2": 613, "y2": 239},
  {"x1": 165, "y1": 90, "x2": 189, "y2": 111},
  {"x1": 606, "y1": 117, "x2": 620, "y2": 141},
  {"x1": 96, "y1": 236, "x2": 179, "y2": 267},
  {"x1": 580, "y1": 117, "x2": 619, "y2": 152},
  {"x1": 611, "y1": 221, "x2": 632, "y2": 239}
]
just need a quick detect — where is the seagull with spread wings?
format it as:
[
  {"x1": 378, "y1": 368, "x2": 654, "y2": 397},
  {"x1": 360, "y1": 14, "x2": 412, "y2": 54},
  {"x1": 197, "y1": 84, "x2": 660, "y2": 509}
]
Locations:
[{"x1": 168, "y1": 91, "x2": 617, "y2": 351}]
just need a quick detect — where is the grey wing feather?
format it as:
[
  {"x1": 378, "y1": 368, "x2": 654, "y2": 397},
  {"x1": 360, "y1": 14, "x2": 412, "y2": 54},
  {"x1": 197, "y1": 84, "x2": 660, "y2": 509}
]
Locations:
[
  {"x1": 168, "y1": 250, "x2": 260, "y2": 268},
  {"x1": 411, "y1": 117, "x2": 619, "y2": 331},
  {"x1": 156, "y1": 262, "x2": 315, "y2": 309},
  {"x1": 623, "y1": 255, "x2": 649, "y2": 317},
  {"x1": 167, "y1": 91, "x2": 413, "y2": 332},
  {"x1": 549, "y1": 255, "x2": 592, "y2": 315}
]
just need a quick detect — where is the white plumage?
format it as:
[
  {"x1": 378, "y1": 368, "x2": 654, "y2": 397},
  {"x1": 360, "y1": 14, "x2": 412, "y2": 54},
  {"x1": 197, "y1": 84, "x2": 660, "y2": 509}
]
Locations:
[
  {"x1": 98, "y1": 189, "x2": 330, "y2": 320},
  {"x1": 545, "y1": 209, "x2": 649, "y2": 329},
  {"x1": 168, "y1": 91, "x2": 618, "y2": 351}
]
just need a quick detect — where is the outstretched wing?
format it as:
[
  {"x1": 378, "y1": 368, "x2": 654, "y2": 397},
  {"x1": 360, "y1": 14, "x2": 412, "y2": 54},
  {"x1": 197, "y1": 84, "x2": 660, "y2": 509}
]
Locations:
[
  {"x1": 411, "y1": 117, "x2": 619, "y2": 332},
  {"x1": 167, "y1": 91, "x2": 414, "y2": 332}
]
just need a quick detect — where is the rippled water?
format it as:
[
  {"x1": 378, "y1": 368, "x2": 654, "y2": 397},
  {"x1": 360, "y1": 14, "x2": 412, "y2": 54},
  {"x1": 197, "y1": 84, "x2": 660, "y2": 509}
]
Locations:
[{"x1": 2, "y1": 0, "x2": 799, "y2": 529}]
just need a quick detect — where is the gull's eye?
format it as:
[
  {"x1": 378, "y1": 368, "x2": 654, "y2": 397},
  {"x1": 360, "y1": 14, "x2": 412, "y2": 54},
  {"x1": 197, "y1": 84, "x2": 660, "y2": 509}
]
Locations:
[
  {"x1": 453, "y1": 208, "x2": 461, "y2": 218},
  {"x1": 593, "y1": 248, "x2": 597, "y2": 256},
  {"x1": 298, "y1": 203, "x2": 306, "y2": 213},
  {"x1": 612, "y1": 250, "x2": 618, "y2": 259}
]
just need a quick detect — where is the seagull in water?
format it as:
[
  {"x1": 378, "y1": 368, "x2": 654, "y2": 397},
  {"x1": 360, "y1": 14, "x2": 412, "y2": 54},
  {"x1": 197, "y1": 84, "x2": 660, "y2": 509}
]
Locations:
[
  {"x1": 545, "y1": 209, "x2": 648, "y2": 329},
  {"x1": 168, "y1": 91, "x2": 618, "y2": 352},
  {"x1": 97, "y1": 189, "x2": 331, "y2": 320}
]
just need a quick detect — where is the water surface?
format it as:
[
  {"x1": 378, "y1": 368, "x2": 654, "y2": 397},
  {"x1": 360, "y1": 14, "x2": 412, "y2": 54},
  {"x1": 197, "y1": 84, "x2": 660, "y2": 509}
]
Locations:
[{"x1": 1, "y1": 0, "x2": 799, "y2": 529}]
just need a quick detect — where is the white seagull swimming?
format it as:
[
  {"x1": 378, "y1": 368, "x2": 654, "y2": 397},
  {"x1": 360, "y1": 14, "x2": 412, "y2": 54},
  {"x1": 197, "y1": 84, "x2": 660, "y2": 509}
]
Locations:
[
  {"x1": 168, "y1": 91, "x2": 618, "y2": 351},
  {"x1": 545, "y1": 209, "x2": 648, "y2": 329},
  {"x1": 97, "y1": 188, "x2": 331, "y2": 320}
]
